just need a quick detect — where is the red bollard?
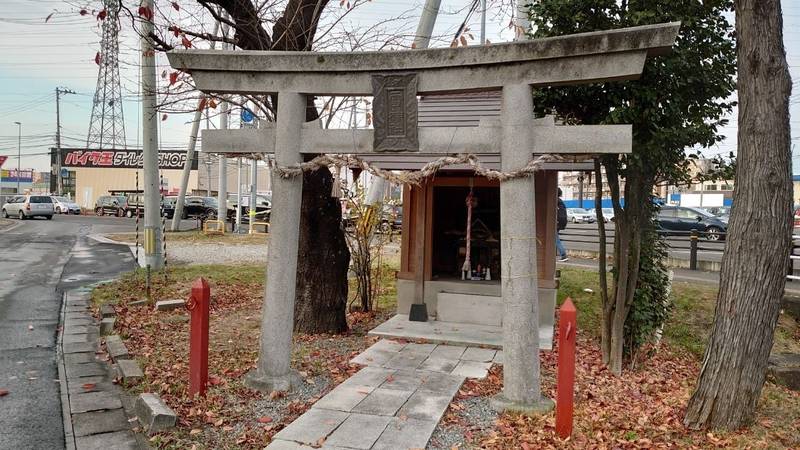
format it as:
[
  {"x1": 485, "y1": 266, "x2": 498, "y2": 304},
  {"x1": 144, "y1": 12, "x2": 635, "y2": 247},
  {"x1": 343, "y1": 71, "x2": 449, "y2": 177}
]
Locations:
[
  {"x1": 187, "y1": 278, "x2": 210, "y2": 397},
  {"x1": 555, "y1": 297, "x2": 577, "y2": 439}
]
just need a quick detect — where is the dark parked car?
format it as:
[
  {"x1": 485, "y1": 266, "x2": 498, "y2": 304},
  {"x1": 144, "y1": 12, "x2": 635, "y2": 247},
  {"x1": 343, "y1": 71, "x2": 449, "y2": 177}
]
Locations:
[
  {"x1": 163, "y1": 196, "x2": 219, "y2": 220},
  {"x1": 656, "y1": 206, "x2": 727, "y2": 240},
  {"x1": 94, "y1": 195, "x2": 128, "y2": 217},
  {"x1": 226, "y1": 194, "x2": 271, "y2": 223},
  {"x1": 161, "y1": 196, "x2": 176, "y2": 219}
]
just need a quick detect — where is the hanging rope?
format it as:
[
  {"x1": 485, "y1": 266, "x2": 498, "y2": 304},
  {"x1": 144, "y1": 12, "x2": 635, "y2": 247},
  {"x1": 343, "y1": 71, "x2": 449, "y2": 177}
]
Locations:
[
  {"x1": 462, "y1": 180, "x2": 475, "y2": 279},
  {"x1": 244, "y1": 152, "x2": 588, "y2": 186}
]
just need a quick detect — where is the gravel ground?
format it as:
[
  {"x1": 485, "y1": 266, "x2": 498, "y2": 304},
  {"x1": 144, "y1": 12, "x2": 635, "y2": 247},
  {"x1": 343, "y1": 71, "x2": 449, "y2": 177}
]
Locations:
[
  {"x1": 428, "y1": 396, "x2": 498, "y2": 450},
  {"x1": 167, "y1": 242, "x2": 268, "y2": 265},
  {"x1": 252, "y1": 375, "x2": 332, "y2": 424},
  {"x1": 202, "y1": 375, "x2": 332, "y2": 445},
  {"x1": 165, "y1": 241, "x2": 401, "y2": 266}
]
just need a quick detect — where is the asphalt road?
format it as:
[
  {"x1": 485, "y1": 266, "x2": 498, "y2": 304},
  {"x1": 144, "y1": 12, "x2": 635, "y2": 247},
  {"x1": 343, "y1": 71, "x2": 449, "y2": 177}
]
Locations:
[
  {"x1": 0, "y1": 214, "x2": 169, "y2": 450},
  {"x1": 559, "y1": 222, "x2": 728, "y2": 263}
]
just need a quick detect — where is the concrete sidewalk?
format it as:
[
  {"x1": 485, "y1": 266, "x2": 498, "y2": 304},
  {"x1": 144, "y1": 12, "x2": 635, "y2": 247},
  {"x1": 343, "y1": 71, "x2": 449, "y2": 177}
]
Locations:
[{"x1": 558, "y1": 257, "x2": 800, "y2": 295}]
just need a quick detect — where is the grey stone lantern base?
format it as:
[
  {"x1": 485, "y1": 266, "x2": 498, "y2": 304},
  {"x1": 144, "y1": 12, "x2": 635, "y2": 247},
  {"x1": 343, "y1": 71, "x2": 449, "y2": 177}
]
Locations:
[
  {"x1": 244, "y1": 369, "x2": 301, "y2": 393},
  {"x1": 490, "y1": 393, "x2": 555, "y2": 415}
]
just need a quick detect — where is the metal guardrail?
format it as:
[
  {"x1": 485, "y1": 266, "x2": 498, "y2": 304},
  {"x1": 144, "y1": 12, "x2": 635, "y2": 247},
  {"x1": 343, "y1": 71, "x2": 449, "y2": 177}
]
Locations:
[
  {"x1": 559, "y1": 227, "x2": 726, "y2": 271},
  {"x1": 562, "y1": 228, "x2": 800, "y2": 277}
]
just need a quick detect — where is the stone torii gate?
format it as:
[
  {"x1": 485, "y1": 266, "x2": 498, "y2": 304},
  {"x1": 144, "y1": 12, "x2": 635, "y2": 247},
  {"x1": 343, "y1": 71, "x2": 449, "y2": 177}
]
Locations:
[{"x1": 167, "y1": 22, "x2": 679, "y2": 412}]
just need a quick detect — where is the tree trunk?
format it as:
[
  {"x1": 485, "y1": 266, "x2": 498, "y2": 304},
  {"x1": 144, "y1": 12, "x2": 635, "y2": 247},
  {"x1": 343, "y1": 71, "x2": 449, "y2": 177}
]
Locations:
[
  {"x1": 211, "y1": 0, "x2": 349, "y2": 334},
  {"x1": 684, "y1": 0, "x2": 792, "y2": 430},
  {"x1": 603, "y1": 165, "x2": 649, "y2": 374},
  {"x1": 594, "y1": 159, "x2": 612, "y2": 364},
  {"x1": 293, "y1": 167, "x2": 350, "y2": 333}
]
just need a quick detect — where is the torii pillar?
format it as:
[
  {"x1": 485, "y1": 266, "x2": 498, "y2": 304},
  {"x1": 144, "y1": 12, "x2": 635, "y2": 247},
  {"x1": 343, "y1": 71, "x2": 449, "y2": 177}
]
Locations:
[
  {"x1": 493, "y1": 83, "x2": 553, "y2": 411},
  {"x1": 243, "y1": 92, "x2": 306, "y2": 391}
]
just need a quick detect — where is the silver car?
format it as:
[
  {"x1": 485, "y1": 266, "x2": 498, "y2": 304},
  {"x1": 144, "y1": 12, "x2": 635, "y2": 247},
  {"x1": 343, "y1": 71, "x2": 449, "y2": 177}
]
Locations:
[
  {"x1": 52, "y1": 196, "x2": 81, "y2": 214},
  {"x1": 566, "y1": 208, "x2": 596, "y2": 223},
  {"x1": 2, "y1": 195, "x2": 55, "y2": 220}
]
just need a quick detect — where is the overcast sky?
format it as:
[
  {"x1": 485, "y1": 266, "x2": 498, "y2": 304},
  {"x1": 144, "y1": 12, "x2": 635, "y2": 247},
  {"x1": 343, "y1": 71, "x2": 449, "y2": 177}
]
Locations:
[{"x1": 0, "y1": 0, "x2": 798, "y2": 175}]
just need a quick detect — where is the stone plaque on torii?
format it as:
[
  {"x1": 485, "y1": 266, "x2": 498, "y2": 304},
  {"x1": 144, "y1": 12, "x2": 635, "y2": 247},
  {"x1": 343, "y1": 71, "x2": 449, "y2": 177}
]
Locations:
[{"x1": 168, "y1": 22, "x2": 679, "y2": 412}]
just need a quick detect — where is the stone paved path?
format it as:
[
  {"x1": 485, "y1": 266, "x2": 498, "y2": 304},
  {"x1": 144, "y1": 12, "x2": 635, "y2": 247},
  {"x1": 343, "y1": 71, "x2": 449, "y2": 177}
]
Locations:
[{"x1": 267, "y1": 339, "x2": 502, "y2": 449}]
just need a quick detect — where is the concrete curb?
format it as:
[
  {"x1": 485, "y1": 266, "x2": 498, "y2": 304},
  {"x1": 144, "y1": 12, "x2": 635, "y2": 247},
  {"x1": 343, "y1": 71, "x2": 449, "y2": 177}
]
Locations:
[
  {"x1": 57, "y1": 291, "x2": 78, "y2": 450},
  {"x1": 57, "y1": 288, "x2": 144, "y2": 450}
]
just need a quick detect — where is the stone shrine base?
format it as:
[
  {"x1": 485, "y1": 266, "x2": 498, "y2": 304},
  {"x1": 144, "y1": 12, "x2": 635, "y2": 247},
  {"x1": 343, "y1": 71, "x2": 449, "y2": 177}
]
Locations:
[{"x1": 369, "y1": 314, "x2": 554, "y2": 351}]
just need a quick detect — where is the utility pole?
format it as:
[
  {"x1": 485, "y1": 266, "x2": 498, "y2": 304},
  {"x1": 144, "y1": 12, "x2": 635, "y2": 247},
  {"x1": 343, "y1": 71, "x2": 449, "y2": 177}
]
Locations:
[
  {"x1": 514, "y1": 0, "x2": 531, "y2": 40},
  {"x1": 141, "y1": 0, "x2": 163, "y2": 270},
  {"x1": 14, "y1": 121, "x2": 21, "y2": 193},
  {"x1": 249, "y1": 159, "x2": 257, "y2": 234},
  {"x1": 218, "y1": 101, "x2": 228, "y2": 226},
  {"x1": 55, "y1": 87, "x2": 76, "y2": 195},
  {"x1": 413, "y1": 0, "x2": 442, "y2": 48},
  {"x1": 480, "y1": 0, "x2": 487, "y2": 44},
  {"x1": 206, "y1": 156, "x2": 213, "y2": 196},
  {"x1": 217, "y1": 20, "x2": 230, "y2": 228},
  {"x1": 171, "y1": 24, "x2": 220, "y2": 231},
  {"x1": 236, "y1": 157, "x2": 243, "y2": 232}
]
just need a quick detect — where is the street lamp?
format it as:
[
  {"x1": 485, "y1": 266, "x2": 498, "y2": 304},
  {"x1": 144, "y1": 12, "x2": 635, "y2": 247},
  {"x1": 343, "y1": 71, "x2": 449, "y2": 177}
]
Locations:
[{"x1": 13, "y1": 121, "x2": 21, "y2": 193}]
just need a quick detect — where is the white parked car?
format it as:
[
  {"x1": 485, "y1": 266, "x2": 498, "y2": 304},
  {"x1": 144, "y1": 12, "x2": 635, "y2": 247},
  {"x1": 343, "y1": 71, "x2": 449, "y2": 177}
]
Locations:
[
  {"x1": 600, "y1": 208, "x2": 615, "y2": 223},
  {"x1": 566, "y1": 208, "x2": 595, "y2": 223},
  {"x1": 2, "y1": 195, "x2": 55, "y2": 220},
  {"x1": 52, "y1": 196, "x2": 81, "y2": 214}
]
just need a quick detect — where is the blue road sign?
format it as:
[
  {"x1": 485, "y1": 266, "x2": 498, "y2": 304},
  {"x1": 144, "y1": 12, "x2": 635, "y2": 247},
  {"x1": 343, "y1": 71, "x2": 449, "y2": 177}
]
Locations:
[
  {"x1": 60, "y1": 168, "x2": 69, "y2": 178},
  {"x1": 241, "y1": 108, "x2": 254, "y2": 123}
]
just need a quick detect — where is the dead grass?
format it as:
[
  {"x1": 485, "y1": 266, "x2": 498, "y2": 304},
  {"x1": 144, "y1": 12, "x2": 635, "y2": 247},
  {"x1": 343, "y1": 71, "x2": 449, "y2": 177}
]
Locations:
[{"x1": 92, "y1": 262, "x2": 393, "y2": 449}]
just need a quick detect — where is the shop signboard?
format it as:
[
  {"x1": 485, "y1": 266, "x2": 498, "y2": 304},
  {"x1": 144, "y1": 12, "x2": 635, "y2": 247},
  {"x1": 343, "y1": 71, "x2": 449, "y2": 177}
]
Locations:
[
  {"x1": 1, "y1": 169, "x2": 34, "y2": 183},
  {"x1": 60, "y1": 148, "x2": 198, "y2": 170}
]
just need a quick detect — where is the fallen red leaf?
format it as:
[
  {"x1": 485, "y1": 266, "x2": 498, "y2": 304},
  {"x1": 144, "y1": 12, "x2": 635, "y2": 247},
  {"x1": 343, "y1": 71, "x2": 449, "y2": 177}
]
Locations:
[
  {"x1": 257, "y1": 416, "x2": 272, "y2": 424},
  {"x1": 97, "y1": 9, "x2": 106, "y2": 21},
  {"x1": 169, "y1": 71, "x2": 179, "y2": 85},
  {"x1": 82, "y1": 383, "x2": 96, "y2": 390},
  {"x1": 0, "y1": 389, "x2": 8, "y2": 397},
  {"x1": 171, "y1": 2, "x2": 180, "y2": 11}
]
